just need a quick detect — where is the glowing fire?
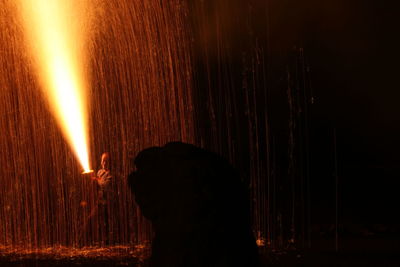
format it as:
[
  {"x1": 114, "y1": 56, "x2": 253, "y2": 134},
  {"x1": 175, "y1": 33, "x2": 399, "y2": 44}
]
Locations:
[{"x1": 19, "y1": 1, "x2": 91, "y2": 172}]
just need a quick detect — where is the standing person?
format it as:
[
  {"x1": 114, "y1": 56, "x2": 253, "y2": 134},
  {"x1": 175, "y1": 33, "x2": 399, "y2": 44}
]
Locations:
[
  {"x1": 93, "y1": 152, "x2": 113, "y2": 245},
  {"x1": 80, "y1": 152, "x2": 114, "y2": 246}
]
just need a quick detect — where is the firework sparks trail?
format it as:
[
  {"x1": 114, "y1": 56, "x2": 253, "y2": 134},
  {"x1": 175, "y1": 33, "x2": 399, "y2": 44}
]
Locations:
[{"x1": 19, "y1": 0, "x2": 91, "y2": 172}]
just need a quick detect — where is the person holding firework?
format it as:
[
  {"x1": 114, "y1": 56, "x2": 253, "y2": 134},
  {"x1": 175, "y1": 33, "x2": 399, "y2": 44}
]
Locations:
[{"x1": 80, "y1": 152, "x2": 115, "y2": 246}]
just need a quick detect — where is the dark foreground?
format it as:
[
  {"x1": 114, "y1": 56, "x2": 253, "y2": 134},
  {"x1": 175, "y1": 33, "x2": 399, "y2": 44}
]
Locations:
[
  {"x1": 1, "y1": 237, "x2": 400, "y2": 267},
  {"x1": 260, "y1": 237, "x2": 400, "y2": 267}
]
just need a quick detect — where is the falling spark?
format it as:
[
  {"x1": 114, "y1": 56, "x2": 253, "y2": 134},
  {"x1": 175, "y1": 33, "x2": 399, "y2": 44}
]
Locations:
[
  {"x1": 1, "y1": 0, "x2": 195, "y2": 247},
  {"x1": 19, "y1": 0, "x2": 91, "y2": 172}
]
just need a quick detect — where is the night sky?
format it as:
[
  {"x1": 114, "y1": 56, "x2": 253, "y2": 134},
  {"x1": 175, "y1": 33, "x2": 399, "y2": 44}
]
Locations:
[{"x1": 268, "y1": 0, "x2": 399, "y2": 223}]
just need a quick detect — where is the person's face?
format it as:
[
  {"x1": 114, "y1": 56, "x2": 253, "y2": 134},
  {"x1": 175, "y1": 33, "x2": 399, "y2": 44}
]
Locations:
[{"x1": 101, "y1": 154, "x2": 110, "y2": 170}]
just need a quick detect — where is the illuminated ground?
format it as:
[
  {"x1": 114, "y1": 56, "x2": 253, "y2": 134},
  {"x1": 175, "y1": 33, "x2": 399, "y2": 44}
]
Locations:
[
  {"x1": 0, "y1": 244, "x2": 150, "y2": 266},
  {"x1": 1, "y1": 237, "x2": 399, "y2": 266}
]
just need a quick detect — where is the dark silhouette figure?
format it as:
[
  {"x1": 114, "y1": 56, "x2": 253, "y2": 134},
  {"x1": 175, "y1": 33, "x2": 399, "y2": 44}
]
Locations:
[{"x1": 128, "y1": 142, "x2": 259, "y2": 267}]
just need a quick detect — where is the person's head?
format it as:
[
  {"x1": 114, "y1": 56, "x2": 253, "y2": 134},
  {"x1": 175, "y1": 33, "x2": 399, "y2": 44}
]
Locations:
[{"x1": 101, "y1": 152, "x2": 110, "y2": 170}]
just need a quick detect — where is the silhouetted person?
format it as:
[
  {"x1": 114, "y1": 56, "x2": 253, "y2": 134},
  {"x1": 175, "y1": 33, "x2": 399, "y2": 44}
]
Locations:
[{"x1": 128, "y1": 142, "x2": 259, "y2": 267}]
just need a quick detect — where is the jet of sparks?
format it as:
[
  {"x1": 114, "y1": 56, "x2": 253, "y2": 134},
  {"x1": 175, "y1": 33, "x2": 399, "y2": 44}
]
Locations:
[{"x1": 20, "y1": 0, "x2": 91, "y2": 172}]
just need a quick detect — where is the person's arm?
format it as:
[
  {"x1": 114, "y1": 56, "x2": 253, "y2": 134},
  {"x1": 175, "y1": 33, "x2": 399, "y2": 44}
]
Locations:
[
  {"x1": 97, "y1": 169, "x2": 112, "y2": 187},
  {"x1": 91, "y1": 175, "x2": 100, "y2": 182}
]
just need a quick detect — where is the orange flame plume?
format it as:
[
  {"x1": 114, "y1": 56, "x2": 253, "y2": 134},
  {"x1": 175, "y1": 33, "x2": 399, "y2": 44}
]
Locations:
[{"x1": 19, "y1": 0, "x2": 91, "y2": 172}]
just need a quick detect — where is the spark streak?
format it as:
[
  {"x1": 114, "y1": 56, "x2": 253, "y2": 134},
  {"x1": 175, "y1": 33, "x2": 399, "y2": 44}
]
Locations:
[{"x1": 19, "y1": 0, "x2": 91, "y2": 172}]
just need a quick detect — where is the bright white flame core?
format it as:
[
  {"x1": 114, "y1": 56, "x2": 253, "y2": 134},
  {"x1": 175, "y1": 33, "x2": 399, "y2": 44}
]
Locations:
[{"x1": 20, "y1": 1, "x2": 91, "y2": 172}]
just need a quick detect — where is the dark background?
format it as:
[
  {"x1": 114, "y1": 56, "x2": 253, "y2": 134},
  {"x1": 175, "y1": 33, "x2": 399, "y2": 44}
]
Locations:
[
  {"x1": 191, "y1": 0, "x2": 400, "y2": 232},
  {"x1": 268, "y1": 0, "x2": 400, "y2": 225}
]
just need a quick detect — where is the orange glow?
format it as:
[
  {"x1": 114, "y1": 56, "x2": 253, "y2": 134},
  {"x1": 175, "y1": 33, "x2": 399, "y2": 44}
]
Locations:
[{"x1": 19, "y1": 0, "x2": 91, "y2": 172}]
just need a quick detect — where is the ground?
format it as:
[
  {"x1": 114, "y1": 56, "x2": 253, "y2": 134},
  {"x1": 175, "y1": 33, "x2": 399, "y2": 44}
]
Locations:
[{"x1": 1, "y1": 236, "x2": 400, "y2": 266}]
